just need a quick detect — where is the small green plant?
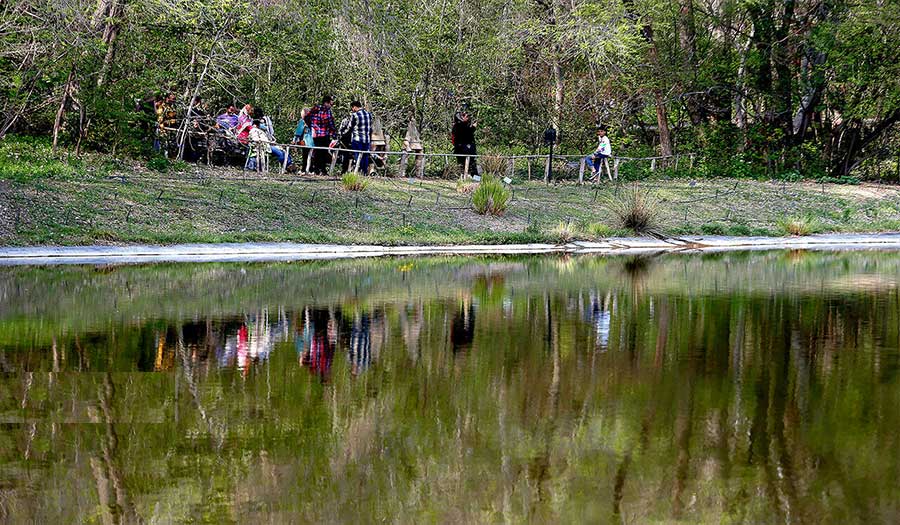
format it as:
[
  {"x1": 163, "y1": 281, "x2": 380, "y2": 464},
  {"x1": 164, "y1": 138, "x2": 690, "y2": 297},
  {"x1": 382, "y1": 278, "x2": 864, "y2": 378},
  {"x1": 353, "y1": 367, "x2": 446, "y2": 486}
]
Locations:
[
  {"x1": 549, "y1": 220, "x2": 577, "y2": 243},
  {"x1": 605, "y1": 186, "x2": 661, "y2": 234},
  {"x1": 700, "y1": 222, "x2": 726, "y2": 235},
  {"x1": 341, "y1": 172, "x2": 368, "y2": 191},
  {"x1": 777, "y1": 215, "x2": 821, "y2": 236},
  {"x1": 147, "y1": 156, "x2": 170, "y2": 172},
  {"x1": 583, "y1": 221, "x2": 614, "y2": 239},
  {"x1": 472, "y1": 174, "x2": 510, "y2": 215},
  {"x1": 727, "y1": 223, "x2": 753, "y2": 236}
]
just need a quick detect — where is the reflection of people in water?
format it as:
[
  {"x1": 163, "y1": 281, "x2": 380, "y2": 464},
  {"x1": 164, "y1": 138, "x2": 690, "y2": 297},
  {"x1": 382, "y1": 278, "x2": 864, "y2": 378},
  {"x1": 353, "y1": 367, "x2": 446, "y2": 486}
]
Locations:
[
  {"x1": 450, "y1": 300, "x2": 476, "y2": 354},
  {"x1": 300, "y1": 308, "x2": 336, "y2": 379},
  {"x1": 401, "y1": 303, "x2": 424, "y2": 362},
  {"x1": 349, "y1": 313, "x2": 372, "y2": 375},
  {"x1": 590, "y1": 291, "x2": 612, "y2": 350}
]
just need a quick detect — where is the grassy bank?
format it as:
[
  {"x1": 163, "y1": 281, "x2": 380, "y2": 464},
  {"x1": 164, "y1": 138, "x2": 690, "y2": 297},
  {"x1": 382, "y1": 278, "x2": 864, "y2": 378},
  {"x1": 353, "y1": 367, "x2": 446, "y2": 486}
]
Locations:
[{"x1": 2, "y1": 139, "x2": 900, "y2": 246}]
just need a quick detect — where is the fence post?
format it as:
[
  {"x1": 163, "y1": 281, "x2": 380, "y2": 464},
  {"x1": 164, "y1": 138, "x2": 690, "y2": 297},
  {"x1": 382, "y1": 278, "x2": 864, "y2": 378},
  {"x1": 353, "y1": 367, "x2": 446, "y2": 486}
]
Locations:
[
  {"x1": 507, "y1": 158, "x2": 515, "y2": 180},
  {"x1": 614, "y1": 158, "x2": 620, "y2": 180},
  {"x1": 463, "y1": 156, "x2": 470, "y2": 179},
  {"x1": 282, "y1": 145, "x2": 290, "y2": 174},
  {"x1": 544, "y1": 156, "x2": 550, "y2": 184},
  {"x1": 419, "y1": 154, "x2": 427, "y2": 178},
  {"x1": 578, "y1": 157, "x2": 586, "y2": 185},
  {"x1": 651, "y1": 158, "x2": 656, "y2": 172},
  {"x1": 399, "y1": 151, "x2": 408, "y2": 178},
  {"x1": 329, "y1": 149, "x2": 338, "y2": 175},
  {"x1": 527, "y1": 158, "x2": 532, "y2": 181}
]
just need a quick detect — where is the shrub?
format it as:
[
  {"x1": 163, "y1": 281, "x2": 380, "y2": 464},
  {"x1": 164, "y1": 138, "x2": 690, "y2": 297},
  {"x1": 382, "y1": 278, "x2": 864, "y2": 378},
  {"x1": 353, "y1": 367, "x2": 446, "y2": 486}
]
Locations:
[
  {"x1": 472, "y1": 174, "x2": 511, "y2": 215},
  {"x1": 605, "y1": 186, "x2": 661, "y2": 234},
  {"x1": 549, "y1": 221, "x2": 577, "y2": 243},
  {"x1": 777, "y1": 215, "x2": 821, "y2": 236},
  {"x1": 341, "y1": 172, "x2": 368, "y2": 191}
]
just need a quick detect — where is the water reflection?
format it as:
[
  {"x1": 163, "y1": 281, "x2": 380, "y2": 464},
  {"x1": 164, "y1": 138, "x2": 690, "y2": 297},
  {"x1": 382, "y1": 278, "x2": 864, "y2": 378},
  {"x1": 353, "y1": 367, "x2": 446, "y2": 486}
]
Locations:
[{"x1": 1, "y1": 251, "x2": 900, "y2": 523}]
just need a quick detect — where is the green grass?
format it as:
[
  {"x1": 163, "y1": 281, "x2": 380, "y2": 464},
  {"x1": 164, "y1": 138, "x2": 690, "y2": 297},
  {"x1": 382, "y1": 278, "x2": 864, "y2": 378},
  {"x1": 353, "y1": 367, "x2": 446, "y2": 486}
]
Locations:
[{"x1": 2, "y1": 137, "x2": 900, "y2": 246}]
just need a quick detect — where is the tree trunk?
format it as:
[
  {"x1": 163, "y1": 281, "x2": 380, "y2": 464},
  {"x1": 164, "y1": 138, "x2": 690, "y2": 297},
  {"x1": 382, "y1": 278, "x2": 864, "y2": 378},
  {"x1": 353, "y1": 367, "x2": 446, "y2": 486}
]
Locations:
[
  {"x1": 830, "y1": 110, "x2": 900, "y2": 177},
  {"x1": 623, "y1": 0, "x2": 674, "y2": 157},
  {"x1": 96, "y1": 0, "x2": 125, "y2": 88},
  {"x1": 677, "y1": 0, "x2": 703, "y2": 125},
  {"x1": 52, "y1": 66, "x2": 77, "y2": 151}
]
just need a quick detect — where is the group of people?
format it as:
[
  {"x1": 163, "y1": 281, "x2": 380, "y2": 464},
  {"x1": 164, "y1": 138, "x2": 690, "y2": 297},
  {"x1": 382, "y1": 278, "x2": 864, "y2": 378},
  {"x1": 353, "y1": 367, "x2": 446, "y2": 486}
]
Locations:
[
  {"x1": 145, "y1": 90, "x2": 614, "y2": 179},
  {"x1": 289, "y1": 96, "x2": 375, "y2": 175}
]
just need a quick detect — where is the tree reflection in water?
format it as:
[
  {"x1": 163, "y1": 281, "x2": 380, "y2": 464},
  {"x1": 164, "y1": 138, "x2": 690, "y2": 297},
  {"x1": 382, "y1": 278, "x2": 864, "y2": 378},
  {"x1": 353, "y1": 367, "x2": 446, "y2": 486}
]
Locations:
[{"x1": 1, "y1": 251, "x2": 899, "y2": 523}]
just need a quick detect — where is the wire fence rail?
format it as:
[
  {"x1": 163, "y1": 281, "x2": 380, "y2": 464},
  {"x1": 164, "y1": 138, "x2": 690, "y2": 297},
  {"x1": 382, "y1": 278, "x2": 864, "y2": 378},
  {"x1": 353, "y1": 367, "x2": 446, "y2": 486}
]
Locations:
[{"x1": 167, "y1": 126, "x2": 697, "y2": 184}]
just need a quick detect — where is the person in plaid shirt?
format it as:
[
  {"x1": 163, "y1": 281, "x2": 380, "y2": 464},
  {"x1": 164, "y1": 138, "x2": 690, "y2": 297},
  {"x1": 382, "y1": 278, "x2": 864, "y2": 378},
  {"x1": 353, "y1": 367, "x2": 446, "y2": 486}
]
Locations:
[
  {"x1": 349, "y1": 101, "x2": 373, "y2": 173},
  {"x1": 309, "y1": 95, "x2": 336, "y2": 175}
]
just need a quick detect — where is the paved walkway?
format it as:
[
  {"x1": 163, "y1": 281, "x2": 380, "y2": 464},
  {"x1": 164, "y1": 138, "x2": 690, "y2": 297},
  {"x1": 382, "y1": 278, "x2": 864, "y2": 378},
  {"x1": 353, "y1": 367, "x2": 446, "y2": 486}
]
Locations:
[{"x1": 2, "y1": 233, "x2": 900, "y2": 265}]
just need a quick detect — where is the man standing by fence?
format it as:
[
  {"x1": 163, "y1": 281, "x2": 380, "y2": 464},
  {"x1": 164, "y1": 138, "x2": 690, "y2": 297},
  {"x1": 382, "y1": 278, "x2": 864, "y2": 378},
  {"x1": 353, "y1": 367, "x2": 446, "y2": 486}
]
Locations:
[
  {"x1": 349, "y1": 101, "x2": 372, "y2": 173},
  {"x1": 452, "y1": 111, "x2": 477, "y2": 175},
  {"x1": 309, "y1": 95, "x2": 336, "y2": 175}
]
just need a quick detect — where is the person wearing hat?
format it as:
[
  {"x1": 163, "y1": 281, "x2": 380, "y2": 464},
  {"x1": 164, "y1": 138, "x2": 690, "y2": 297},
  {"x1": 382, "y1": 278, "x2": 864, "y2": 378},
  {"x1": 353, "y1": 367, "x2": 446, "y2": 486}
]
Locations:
[
  {"x1": 590, "y1": 125, "x2": 613, "y2": 181},
  {"x1": 451, "y1": 111, "x2": 478, "y2": 175}
]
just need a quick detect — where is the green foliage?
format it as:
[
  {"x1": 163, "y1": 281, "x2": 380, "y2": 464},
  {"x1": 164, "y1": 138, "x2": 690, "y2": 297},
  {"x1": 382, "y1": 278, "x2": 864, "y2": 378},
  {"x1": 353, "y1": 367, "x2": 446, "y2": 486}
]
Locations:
[
  {"x1": 583, "y1": 221, "x2": 615, "y2": 239},
  {"x1": 341, "y1": 172, "x2": 368, "y2": 191},
  {"x1": 777, "y1": 215, "x2": 823, "y2": 236},
  {"x1": 0, "y1": 136, "x2": 80, "y2": 182},
  {"x1": 147, "y1": 156, "x2": 170, "y2": 173},
  {"x1": 471, "y1": 174, "x2": 510, "y2": 216},
  {"x1": 548, "y1": 220, "x2": 577, "y2": 243}
]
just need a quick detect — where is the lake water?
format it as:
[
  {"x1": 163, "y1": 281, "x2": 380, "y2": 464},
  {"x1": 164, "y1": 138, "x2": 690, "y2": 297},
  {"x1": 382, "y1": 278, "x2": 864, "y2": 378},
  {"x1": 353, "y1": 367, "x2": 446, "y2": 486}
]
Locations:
[{"x1": 2, "y1": 251, "x2": 899, "y2": 523}]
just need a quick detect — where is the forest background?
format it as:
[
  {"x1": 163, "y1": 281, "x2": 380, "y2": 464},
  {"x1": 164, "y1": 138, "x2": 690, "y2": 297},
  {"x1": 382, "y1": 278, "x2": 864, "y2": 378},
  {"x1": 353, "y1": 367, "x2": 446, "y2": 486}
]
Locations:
[{"x1": 1, "y1": 0, "x2": 899, "y2": 182}]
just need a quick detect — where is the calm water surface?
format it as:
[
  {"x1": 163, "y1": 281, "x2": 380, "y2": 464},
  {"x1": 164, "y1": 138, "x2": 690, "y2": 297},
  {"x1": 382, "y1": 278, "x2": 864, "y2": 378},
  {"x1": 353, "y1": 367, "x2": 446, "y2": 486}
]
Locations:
[{"x1": 2, "y1": 251, "x2": 900, "y2": 523}]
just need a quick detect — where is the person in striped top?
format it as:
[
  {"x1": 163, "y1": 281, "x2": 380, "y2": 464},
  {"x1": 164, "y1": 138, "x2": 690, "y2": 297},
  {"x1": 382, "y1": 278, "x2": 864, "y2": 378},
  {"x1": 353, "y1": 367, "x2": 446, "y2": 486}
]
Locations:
[{"x1": 350, "y1": 101, "x2": 373, "y2": 173}]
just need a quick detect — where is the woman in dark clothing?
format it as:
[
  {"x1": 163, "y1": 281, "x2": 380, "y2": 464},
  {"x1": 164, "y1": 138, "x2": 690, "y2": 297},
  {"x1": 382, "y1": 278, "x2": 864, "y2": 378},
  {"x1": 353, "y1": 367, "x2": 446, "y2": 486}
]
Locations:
[{"x1": 451, "y1": 111, "x2": 477, "y2": 175}]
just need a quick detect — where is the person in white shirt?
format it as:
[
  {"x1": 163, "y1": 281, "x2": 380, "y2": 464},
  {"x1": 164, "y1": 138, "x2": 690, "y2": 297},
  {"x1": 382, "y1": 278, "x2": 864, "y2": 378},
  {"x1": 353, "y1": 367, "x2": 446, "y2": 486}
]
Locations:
[
  {"x1": 246, "y1": 120, "x2": 293, "y2": 171},
  {"x1": 589, "y1": 125, "x2": 613, "y2": 182}
]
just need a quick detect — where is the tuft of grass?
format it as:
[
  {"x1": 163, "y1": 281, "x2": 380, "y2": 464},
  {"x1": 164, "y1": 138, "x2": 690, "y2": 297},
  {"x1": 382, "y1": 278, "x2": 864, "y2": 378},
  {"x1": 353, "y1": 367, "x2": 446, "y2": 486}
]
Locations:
[
  {"x1": 777, "y1": 215, "x2": 821, "y2": 236},
  {"x1": 441, "y1": 163, "x2": 461, "y2": 180},
  {"x1": 341, "y1": 172, "x2": 368, "y2": 191},
  {"x1": 605, "y1": 186, "x2": 661, "y2": 234},
  {"x1": 472, "y1": 174, "x2": 510, "y2": 216},
  {"x1": 480, "y1": 155, "x2": 506, "y2": 176},
  {"x1": 549, "y1": 221, "x2": 577, "y2": 244},
  {"x1": 583, "y1": 221, "x2": 614, "y2": 239},
  {"x1": 147, "y1": 156, "x2": 170, "y2": 172},
  {"x1": 700, "y1": 222, "x2": 727, "y2": 235}
]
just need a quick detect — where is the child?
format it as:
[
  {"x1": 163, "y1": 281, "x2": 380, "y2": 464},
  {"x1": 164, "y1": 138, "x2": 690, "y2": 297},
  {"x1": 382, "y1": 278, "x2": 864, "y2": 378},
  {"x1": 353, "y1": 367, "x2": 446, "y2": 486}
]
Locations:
[{"x1": 589, "y1": 125, "x2": 613, "y2": 182}]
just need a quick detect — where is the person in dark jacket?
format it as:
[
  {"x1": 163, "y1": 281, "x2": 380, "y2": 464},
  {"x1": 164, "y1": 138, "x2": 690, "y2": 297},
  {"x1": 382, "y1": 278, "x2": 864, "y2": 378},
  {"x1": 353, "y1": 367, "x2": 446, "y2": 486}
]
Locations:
[{"x1": 451, "y1": 111, "x2": 477, "y2": 175}]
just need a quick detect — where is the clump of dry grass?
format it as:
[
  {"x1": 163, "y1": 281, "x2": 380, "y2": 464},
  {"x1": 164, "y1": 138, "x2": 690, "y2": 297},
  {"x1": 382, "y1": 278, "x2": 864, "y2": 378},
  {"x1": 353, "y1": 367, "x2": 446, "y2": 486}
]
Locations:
[
  {"x1": 456, "y1": 181, "x2": 478, "y2": 194},
  {"x1": 605, "y1": 186, "x2": 661, "y2": 234},
  {"x1": 441, "y1": 163, "x2": 461, "y2": 180},
  {"x1": 480, "y1": 155, "x2": 506, "y2": 176}
]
